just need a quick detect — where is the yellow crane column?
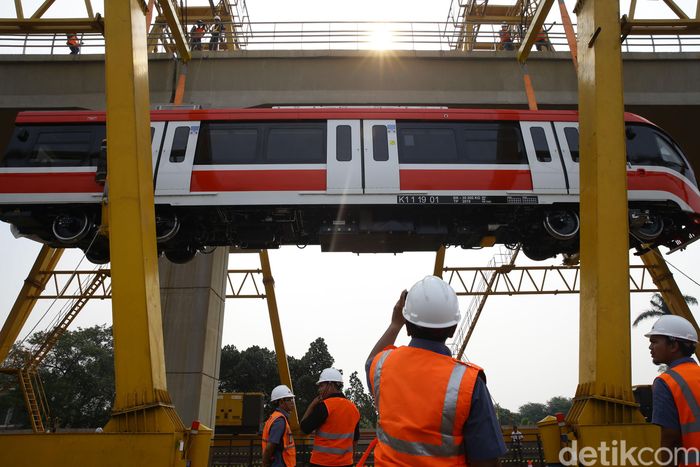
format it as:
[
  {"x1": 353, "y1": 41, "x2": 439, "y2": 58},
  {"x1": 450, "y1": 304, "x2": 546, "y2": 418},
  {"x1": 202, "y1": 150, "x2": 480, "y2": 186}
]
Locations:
[{"x1": 567, "y1": 0, "x2": 658, "y2": 450}]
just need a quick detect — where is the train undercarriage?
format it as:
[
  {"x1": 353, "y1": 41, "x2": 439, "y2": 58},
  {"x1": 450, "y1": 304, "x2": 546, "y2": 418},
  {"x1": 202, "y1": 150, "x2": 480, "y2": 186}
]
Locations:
[{"x1": 1, "y1": 202, "x2": 696, "y2": 264}]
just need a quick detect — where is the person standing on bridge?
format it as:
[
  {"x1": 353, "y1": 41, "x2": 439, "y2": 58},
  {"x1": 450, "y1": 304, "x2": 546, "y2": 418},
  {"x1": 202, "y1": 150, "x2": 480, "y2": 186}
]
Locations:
[
  {"x1": 262, "y1": 384, "x2": 297, "y2": 467},
  {"x1": 209, "y1": 15, "x2": 226, "y2": 51},
  {"x1": 499, "y1": 23, "x2": 514, "y2": 51},
  {"x1": 646, "y1": 315, "x2": 700, "y2": 464},
  {"x1": 366, "y1": 276, "x2": 506, "y2": 466},
  {"x1": 190, "y1": 20, "x2": 206, "y2": 51},
  {"x1": 300, "y1": 368, "x2": 360, "y2": 467},
  {"x1": 66, "y1": 33, "x2": 82, "y2": 55}
]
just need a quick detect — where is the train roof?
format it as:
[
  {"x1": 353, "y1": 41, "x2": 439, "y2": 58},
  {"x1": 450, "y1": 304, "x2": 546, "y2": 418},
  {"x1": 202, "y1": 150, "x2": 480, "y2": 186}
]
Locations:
[{"x1": 15, "y1": 107, "x2": 653, "y2": 125}]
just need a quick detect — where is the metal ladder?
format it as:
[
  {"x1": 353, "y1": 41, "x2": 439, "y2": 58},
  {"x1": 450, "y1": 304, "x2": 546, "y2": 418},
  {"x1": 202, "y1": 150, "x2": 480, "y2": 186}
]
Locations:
[{"x1": 448, "y1": 245, "x2": 520, "y2": 360}]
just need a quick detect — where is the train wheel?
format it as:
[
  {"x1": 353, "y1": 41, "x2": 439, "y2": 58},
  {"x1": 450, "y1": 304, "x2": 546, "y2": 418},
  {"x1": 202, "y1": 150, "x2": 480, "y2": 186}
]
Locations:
[
  {"x1": 631, "y1": 214, "x2": 664, "y2": 241},
  {"x1": 155, "y1": 210, "x2": 180, "y2": 243},
  {"x1": 523, "y1": 244, "x2": 557, "y2": 261},
  {"x1": 543, "y1": 211, "x2": 580, "y2": 241},
  {"x1": 52, "y1": 211, "x2": 91, "y2": 244},
  {"x1": 165, "y1": 245, "x2": 197, "y2": 264},
  {"x1": 85, "y1": 248, "x2": 110, "y2": 265}
]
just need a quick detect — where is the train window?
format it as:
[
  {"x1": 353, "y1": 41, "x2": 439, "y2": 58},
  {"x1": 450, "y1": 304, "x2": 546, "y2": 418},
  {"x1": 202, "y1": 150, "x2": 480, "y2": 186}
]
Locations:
[
  {"x1": 30, "y1": 130, "x2": 94, "y2": 166},
  {"x1": 372, "y1": 125, "x2": 389, "y2": 162},
  {"x1": 336, "y1": 125, "x2": 352, "y2": 162},
  {"x1": 266, "y1": 126, "x2": 325, "y2": 163},
  {"x1": 564, "y1": 127, "x2": 580, "y2": 162},
  {"x1": 626, "y1": 124, "x2": 691, "y2": 178},
  {"x1": 462, "y1": 123, "x2": 526, "y2": 164},
  {"x1": 397, "y1": 124, "x2": 458, "y2": 163},
  {"x1": 169, "y1": 127, "x2": 190, "y2": 163},
  {"x1": 195, "y1": 123, "x2": 259, "y2": 164},
  {"x1": 529, "y1": 127, "x2": 552, "y2": 162}
]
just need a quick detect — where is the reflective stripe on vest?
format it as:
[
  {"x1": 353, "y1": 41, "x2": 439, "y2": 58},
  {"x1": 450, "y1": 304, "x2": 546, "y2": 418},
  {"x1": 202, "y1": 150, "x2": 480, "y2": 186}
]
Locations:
[
  {"x1": 665, "y1": 369, "x2": 700, "y2": 435},
  {"x1": 372, "y1": 348, "x2": 468, "y2": 457},
  {"x1": 310, "y1": 397, "x2": 360, "y2": 465},
  {"x1": 262, "y1": 411, "x2": 296, "y2": 466}
]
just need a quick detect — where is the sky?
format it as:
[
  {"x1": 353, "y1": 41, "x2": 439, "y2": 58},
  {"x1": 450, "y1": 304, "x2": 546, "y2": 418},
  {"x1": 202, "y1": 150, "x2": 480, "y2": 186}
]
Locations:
[{"x1": 1, "y1": 0, "x2": 699, "y2": 413}]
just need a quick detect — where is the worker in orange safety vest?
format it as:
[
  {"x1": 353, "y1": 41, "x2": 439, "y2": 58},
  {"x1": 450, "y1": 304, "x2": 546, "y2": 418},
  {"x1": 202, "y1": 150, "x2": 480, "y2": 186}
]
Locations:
[
  {"x1": 647, "y1": 315, "x2": 700, "y2": 465},
  {"x1": 365, "y1": 276, "x2": 506, "y2": 467},
  {"x1": 300, "y1": 368, "x2": 361, "y2": 467},
  {"x1": 262, "y1": 384, "x2": 297, "y2": 467}
]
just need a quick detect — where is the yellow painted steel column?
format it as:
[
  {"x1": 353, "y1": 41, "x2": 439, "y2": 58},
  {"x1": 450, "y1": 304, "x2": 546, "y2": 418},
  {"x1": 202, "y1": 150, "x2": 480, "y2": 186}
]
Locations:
[
  {"x1": 433, "y1": 246, "x2": 446, "y2": 278},
  {"x1": 259, "y1": 250, "x2": 301, "y2": 432},
  {"x1": 568, "y1": 0, "x2": 658, "y2": 448},
  {"x1": 0, "y1": 246, "x2": 63, "y2": 364},
  {"x1": 102, "y1": 0, "x2": 180, "y2": 433}
]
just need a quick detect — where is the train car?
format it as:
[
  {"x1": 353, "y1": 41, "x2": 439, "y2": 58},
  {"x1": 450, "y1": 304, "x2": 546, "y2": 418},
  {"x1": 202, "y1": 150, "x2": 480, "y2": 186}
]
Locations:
[{"x1": 0, "y1": 107, "x2": 698, "y2": 264}]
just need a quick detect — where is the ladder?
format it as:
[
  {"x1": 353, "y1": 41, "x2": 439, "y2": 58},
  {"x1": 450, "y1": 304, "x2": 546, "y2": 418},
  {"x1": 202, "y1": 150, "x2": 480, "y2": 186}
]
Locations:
[
  {"x1": 7, "y1": 270, "x2": 109, "y2": 432},
  {"x1": 448, "y1": 245, "x2": 520, "y2": 360}
]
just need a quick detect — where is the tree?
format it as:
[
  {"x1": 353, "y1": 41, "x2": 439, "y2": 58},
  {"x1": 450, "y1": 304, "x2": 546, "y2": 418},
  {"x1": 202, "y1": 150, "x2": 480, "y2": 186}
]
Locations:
[
  {"x1": 291, "y1": 338, "x2": 335, "y2": 412},
  {"x1": 344, "y1": 371, "x2": 376, "y2": 428},
  {"x1": 633, "y1": 293, "x2": 698, "y2": 327},
  {"x1": 219, "y1": 345, "x2": 278, "y2": 394},
  {"x1": 518, "y1": 402, "x2": 547, "y2": 425},
  {"x1": 546, "y1": 396, "x2": 573, "y2": 416},
  {"x1": 494, "y1": 403, "x2": 517, "y2": 426}
]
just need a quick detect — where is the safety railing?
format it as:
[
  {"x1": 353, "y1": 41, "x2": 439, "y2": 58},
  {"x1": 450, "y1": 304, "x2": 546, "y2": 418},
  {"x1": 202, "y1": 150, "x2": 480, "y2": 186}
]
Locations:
[{"x1": 0, "y1": 21, "x2": 699, "y2": 55}]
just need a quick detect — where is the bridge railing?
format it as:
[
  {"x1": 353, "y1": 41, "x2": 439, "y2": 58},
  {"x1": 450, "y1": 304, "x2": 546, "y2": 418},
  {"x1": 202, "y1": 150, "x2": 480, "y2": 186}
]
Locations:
[{"x1": 0, "y1": 21, "x2": 698, "y2": 55}]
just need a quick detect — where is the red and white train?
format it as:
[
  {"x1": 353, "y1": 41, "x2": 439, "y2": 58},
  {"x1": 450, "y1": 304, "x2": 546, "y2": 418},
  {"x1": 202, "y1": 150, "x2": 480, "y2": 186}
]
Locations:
[{"x1": 1, "y1": 107, "x2": 698, "y2": 264}]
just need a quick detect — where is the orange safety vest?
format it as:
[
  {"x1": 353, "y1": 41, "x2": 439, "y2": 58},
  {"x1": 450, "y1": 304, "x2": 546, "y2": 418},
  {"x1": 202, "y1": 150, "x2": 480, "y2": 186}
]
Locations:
[
  {"x1": 67, "y1": 35, "x2": 79, "y2": 46},
  {"x1": 262, "y1": 410, "x2": 297, "y2": 466},
  {"x1": 499, "y1": 29, "x2": 512, "y2": 43},
  {"x1": 310, "y1": 397, "x2": 360, "y2": 466},
  {"x1": 658, "y1": 362, "x2": 700, "y2": 465},
  {"x1": 369, "y1": 345, "x2": 482, "y2": 467}
]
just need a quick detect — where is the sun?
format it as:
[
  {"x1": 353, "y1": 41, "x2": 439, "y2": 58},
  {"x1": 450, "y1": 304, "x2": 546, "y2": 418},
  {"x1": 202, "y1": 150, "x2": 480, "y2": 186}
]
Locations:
[{"x1": 368, "y1": 24, "x2": 395, "y2": 50}]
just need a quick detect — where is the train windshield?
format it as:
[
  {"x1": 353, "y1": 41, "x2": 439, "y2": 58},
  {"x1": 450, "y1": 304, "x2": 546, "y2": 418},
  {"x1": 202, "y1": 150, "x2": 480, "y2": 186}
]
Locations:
[{"x1": 626, "y1": 124, "x2": 696, "y2": 185}]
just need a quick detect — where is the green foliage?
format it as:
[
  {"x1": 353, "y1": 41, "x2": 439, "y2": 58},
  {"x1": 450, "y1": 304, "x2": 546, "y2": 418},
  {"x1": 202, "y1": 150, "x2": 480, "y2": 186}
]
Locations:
[
  {"x1": 38, "y1": 325, "x2": 114, "y2": 428},
  {"x1": 218, "y1": 337, "x2": 337, "y2": 416},
  {"x1": 344, "y1": 371, "x2": 376, "y2": 428},
  {"x1": 517, "y1": 402, "x2": 548, "y2": 425},
  {"x1": 633, "y1": 292, "x2": 698, "y2": 327},
  {"x1": 0, "y1": 325, "x2": 115, "y2": 429},
  {"x1": 494, "y1": 403, "x2": 517, "y2": 426},
  {"x1": 546, "y1": 396, "x2": 573, "y2": 415}
]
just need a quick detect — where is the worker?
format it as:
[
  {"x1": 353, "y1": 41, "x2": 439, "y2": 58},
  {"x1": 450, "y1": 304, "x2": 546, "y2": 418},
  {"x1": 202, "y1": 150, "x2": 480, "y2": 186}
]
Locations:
[
  {"x1": 66, "y1": 33, "x2": 81, "y2": 55},
  {"x1": 262, "y1": 384, "x2": 297, "y2": 467},
  {"x1": 366, "y1": 276, "x2": 506, "y2": 466},
  {"x1": 535, "y1": 27, "x2": 553, "y2": 52},
  {"x1": 646, "y1": 315, "x2": 700, "y2": 464},
  {"x1": 499, "y1": 23, "x2": 514, "y2": 51},
  {"x1": 190, "y1": 20, "x2": 206, "y2": 51},
  {"x1": 209, "y1": 15, "x2": 226, "y2": 51},
  {"x1": 300, "y1": 367, "x2": 361, "y2": 467}
]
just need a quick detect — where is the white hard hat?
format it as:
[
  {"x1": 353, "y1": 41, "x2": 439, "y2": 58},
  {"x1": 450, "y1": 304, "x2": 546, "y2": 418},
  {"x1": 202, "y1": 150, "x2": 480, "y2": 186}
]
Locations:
[
  {"x1": 270, "y1": 384, "x2": 295, "y2": 402},
  {"x1": 317, "y1": 368, "x2": 343, "y2": 385},
  {"x1": 403, "y1": 276, "x2": 461, "y2": 328},
  {"x1": 645, "y1": 315, "x2": 698, "y2": 343},
  {"x1": 214, "y1": 15, "x2": 221, "y2": 21}
]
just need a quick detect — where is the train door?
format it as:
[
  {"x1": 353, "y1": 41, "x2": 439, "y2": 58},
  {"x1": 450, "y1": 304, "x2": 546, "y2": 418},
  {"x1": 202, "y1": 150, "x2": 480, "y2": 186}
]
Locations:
[
  {"x1": 151, "y1": 122, "x2": 165, "y2": 176},
  {"x1": 327, "y1": 120, "x2": 362, "y2": 194},
  {"x1": 362, "y1": 120, "x2": 400, "y2": 193},
  {"x1": 553, "y1": 122, "x2": 580, "y2": 194},
  {"x1": 155, "y1": 121, "x2": 199, "y2": 194},
  {"x1": 520, "y1": 122, "x2": 568, "y2": 193}
]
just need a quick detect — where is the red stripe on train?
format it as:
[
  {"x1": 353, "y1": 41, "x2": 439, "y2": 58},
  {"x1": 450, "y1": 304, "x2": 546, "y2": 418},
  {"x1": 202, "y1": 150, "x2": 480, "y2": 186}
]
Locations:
[
  {"x1": 190, "y1": 169, "x2": 327, "y2": 191},
  {"x1": 628, "y1": 171, "x2": 700, "y2": 212},
  {"x1": 400, "y1": 169, "x2": 534, "y2": 191},
  {"x1": 0, "y1": 172, "x2": 102, "y2": 193}
]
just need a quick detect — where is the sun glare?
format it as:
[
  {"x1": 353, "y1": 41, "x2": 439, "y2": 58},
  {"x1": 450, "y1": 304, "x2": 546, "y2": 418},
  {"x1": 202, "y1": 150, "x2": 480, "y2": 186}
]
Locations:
[{"x1": 368, "y1": 25, "x2": 395, "y2": 50}]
